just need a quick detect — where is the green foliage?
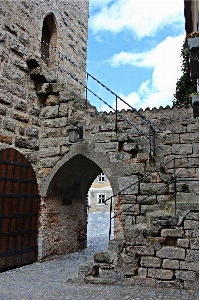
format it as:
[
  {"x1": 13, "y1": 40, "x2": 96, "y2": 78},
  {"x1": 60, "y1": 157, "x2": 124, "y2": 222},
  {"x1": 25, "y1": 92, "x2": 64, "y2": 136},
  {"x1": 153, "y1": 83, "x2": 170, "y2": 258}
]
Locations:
[{"x1": 173, "y1": 38, "x2": 197, "y2": 106}]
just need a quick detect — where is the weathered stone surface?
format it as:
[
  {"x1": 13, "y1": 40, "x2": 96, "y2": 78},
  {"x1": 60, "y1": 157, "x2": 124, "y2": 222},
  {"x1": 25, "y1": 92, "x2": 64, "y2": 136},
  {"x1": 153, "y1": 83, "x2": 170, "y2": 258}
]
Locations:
[
  {"x1": 180, "y1": 261, "x2": 199, "y2": 272},
  {"x1": 156, "y1": 246, "x2": 185, "y2": 260},
  {"x1": 185, "y1": 229, "x2": 199, "y2": 237},
  {"x1": 26, "y1": 127, "x2": 38, "y2": 138},
  {"x1": 118, "y1": 176, "x2": 139, "y2": 194},
  {"x1": 190, "y1": 238, "x2": 199, "y2": 249},
  {"x1": 177, "y1": 238, "x2": 189, "y2": 248},
  {"x1": 138, "y1": 267, "x2": 147, "y2": 278},
  {"x1": 140, "y1": 183, "x2": 168, "y2": 195},
  {"x1": 0, "y1": 133, "x2": 12, "y2": 144},
  {"x1": 162, "y1": 259, "x2": 179, "y2": 269},
  {"x1": 145, "y1": 237, "x2": 166, "y2": 251},
  {"x1": 12, "y1": 111, "x2": 29, "y2": 123},
  {"x1": 148, "y1": 268, "x2": 174, "y2": 280},
  {"x1": 186, "y1": 249, "x2": 199, "y2": 262},
  {"x1": 39, "y1": 156, "x2": 60, "y2": 168},
  {"x1": 39, "y1": 147, "x2": 60, "y2": 158},
  {"x1": 15, "y1": 137, "x2": 38, "y2": 150},
  {"x1": 94, "y1": 251, "x2": 112, "y2": 263},
  {"x1": 42, "y1": 106, "x2": 59, "y2": 118},
  {"x1": 122, "y1": 204, "x2": 140, "y2": 216},
  {"x1": 186, "y1": 212, "x2": 199, "y2": 220},
  {"x1": 94, "y1": 142, "x2": 118, "y2": 152},
  {"x1": 172, "y1": 144, "x2": 192, "y2": 155},
  {"x1": 109, "y1": 152, "x2": 130, "y2": 162},
  {"x1": 127, "y1": 245, "x2": 154, "y2": 256},
  {"x1": 140, "y1": 256, "x2": 161, "y2": 268},
  {"x1": 3, "y1": 119, "x2": 15, "y2": 132},
  {"x1": 184, "y1": 219, "x2": 199, "y2": 230},
  {"x1": 155, "y1": 280, "x2": 184, "y2": 289},
  {"x1": 161, "y1": 228, "x2": 184, "y2": 238},
  {"x1": 175, "y1": 270, "x2": 196, "y2": 281}
]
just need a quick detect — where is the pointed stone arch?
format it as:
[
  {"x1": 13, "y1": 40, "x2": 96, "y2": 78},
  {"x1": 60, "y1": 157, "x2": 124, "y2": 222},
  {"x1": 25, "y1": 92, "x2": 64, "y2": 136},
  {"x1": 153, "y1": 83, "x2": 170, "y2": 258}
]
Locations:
[{"x1": 38, "y1": 143, "x2": 125, "y2": 259}]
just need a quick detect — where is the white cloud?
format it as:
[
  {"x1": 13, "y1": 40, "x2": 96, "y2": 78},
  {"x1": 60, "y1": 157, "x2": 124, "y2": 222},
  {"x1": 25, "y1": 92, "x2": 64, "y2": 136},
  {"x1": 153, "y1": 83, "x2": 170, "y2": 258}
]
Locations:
[
  {"x1": 108, "y1": 34, "x2": 185, "y2": 110},
  {"x1": 89, "y1": 0, "x2": 113, "y2": 11},
  {"x1": 90, "y1": 0, "x2": 184, "y2": 39},
  {"x1": 95, "y1": 35, "x2": 103, "y2": 42}
]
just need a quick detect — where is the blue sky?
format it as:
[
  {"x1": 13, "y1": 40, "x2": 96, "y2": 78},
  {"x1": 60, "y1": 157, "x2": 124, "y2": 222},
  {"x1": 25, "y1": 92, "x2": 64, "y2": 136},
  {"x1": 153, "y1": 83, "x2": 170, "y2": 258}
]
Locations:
[{"x1": 87, "y1": 0, "x2": 185, "y2": 111}]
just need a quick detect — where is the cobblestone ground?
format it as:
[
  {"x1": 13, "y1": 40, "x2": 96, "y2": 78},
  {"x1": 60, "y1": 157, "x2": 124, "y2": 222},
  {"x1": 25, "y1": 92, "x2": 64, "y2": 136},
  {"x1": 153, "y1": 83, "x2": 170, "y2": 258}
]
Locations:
[{"x1": 0, "y1": 213, "x2": 199, "y2": 300}]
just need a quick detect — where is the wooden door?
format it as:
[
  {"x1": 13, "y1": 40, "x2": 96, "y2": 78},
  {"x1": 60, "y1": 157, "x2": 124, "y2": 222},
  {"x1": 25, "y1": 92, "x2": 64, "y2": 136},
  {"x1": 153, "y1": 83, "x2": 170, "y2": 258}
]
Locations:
[{"x1": 0, "y1": 148, "x2": 39, "y2": 271}]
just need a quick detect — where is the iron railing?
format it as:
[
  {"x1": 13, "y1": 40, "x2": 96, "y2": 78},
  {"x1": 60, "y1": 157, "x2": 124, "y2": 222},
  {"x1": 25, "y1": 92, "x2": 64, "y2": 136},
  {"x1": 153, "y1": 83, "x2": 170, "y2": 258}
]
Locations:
[{"x1": 40, "y1": 40, "x2": 166, "y2": 153}]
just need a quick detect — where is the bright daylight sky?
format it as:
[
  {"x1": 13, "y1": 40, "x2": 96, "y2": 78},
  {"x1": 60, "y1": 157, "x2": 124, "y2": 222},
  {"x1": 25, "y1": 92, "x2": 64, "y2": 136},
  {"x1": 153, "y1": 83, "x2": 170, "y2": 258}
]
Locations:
[{"x1": 87, "y1": 0, "x2": 185, "y2": 112}]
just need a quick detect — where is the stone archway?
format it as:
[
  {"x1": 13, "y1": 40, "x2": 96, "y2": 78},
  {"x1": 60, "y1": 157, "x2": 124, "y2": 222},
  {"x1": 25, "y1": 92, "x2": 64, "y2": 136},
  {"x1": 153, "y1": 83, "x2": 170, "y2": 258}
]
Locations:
[{"x1": 38, "y1": 143, "x2": 125, "y2": 259}]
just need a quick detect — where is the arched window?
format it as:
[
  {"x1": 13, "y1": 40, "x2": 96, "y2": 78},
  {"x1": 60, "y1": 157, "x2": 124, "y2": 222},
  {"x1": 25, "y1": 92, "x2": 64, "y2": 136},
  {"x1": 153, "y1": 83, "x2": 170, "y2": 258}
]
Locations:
[{"x1": 41, "y1": 14, "x2": 57, "y2": 68}]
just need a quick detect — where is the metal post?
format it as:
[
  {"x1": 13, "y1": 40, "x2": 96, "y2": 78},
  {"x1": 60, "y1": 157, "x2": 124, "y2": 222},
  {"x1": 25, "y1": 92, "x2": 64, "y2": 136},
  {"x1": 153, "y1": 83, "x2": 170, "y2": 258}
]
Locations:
[
  {"x1": 86, "y1": 73, "x2": 88, "y2": 106},
  {"x1": 109, "y1": 196, "x2": 113, "y2": 240},
  {"x1": 115, "y1": 96, "x2": 118, "y2": 133},
  {"x1": 174, "y1": 158, "x2": 177, "y2": 215}
]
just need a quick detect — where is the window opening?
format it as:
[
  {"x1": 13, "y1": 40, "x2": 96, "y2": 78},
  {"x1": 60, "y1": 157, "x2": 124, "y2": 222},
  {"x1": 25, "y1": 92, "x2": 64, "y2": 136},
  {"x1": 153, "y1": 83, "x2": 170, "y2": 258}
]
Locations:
[
  {"x1": 97, "y1": 172, "x2": 105, "y2": 182},
  {"x1": 97, "y1": 193, "x2": 106, "y2": 205}
]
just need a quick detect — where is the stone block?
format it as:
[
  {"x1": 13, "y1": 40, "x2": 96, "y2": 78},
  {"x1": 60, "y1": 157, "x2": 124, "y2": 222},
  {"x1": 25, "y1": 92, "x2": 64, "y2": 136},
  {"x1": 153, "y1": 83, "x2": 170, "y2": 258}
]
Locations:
[
  {"x1": 0, "y1": 106, "x2": 6, "y2": 116},
  {"x1": 60, "y1": 146, "x2": 70, "y2": 155},
  {"x1": 180, "y1": 261, "x2": 199, "y2": 272},
  {"x1": 45, "y1": 95, "x2": 58, "y2": 106},
  {"x1": 184, "y1": 220, "x2": 199, "y2": 230},
  {"x1": 138, "y1": 267, "x2": 147, "y2": 278},
  {"x1": 120, "y1": 194, "x2": 136, "y2": 204},
  {"x1": 175, "y1": 270, "x2": 196, "y2": 281},
  {"x1": 177, "y1": 238, "x2": 189, "y2": 248},
  {"x1": 186, "y1": 249, "x2": 199, "y2": 262},
  {"x1": 42, "y1": 106, "x2": 59, "y2": 118},
  {"x1": 93, "y1": 132, "x2": 117, "y2": 143},
  {"x1": 155, "y1": 280, "x2": 184, "y2": 289},
  {"x1": 156, "y1": 246, "x2": 185, "y2": 260},
  {"x1": 190, "y1": 238, "x2": 199, "y2": 249},
  {"x1": 125, "y1": 162, "x2": 145, "y2": 176},
  {"x1": 137, "y1": 195, "x2": 156, "y2": 205},
  {"x1": 180, "y1": 132, "x2": 199, "y2": 143},
  {"x1": 94, "y1": 142, "x2": 118, "y2": 152},
  {"x1": 185, "y1": 229, "x2": 199, "y2": 238},
  {"x1": 123, "y1": 142, "x2": 138, "y2": 152},
  {"x1": 12, "y1": 111, "x2": 29, "y2": 123},
  {"x1": 162, "y1": 259, "x2": 179, "y2": 269},
  {"x1": 108, "y1": 239, "x2": 123, "y2": 254},
  {"x1": 172, "y1": 144, "x2": 192, "y2": 155},
  {"x1": 109, "y1": 152, "x2": 131, "y2": 162},
  {"x1": 161, "y1": 228, "x2": 184, "y2": 238},
  {"x1": 145, "y1": 237, "x2": 166, "y2": 251},
  {"x1": 59, "y1": 103, "x2": 68, "y2": 116},
  {"x1": 130, "y1": 277, "x2": 156, "y2": 287},
  {"x1": 124, "y1": 224, "x2": 145, "y2": 245},
  {"x1": 136, "y1": 215, "x2": 146, "y2": 224},
  {"x1": 36, "y1": 83, "x2": 50, "y2": 95},
  {"x1": 100, "y1": 123, "x2": 115, "y2": 132},
  {"x1": 15, "y1": 137, "x2": 38, "y2": 150},
  {"x1": 140, "y1": 256, "x2": 161, "y2": 268},
  {"x1": 122, "y1": 204, "x2": 140, "y2": 216},
  {"x1": 140, "y1": 182, "x2": 168, "y2": 195},
  {"x1": 13, "y1": 98, "x2": 27, "y2": 111},
  {"x1": 94, "y1": 251, "x2": 111, "y2": 263},
  {"x1": 26, "y1": 127, "x2": 38, "y2": 138},
  {"x1": 0, "y1": 133, "x2": 12, "y2": 144},
  {"x1": 148, "y1": 268, "x2": 174, "y2": 280},
  {"x1": 39, "y1": 156, "x2": 60, "y2": 168},
  {"x1": 118, "y1": 175, "x2": 139, "y2": 194},
  {"x1": 127, "y1": 245, "x2": 154, "y2": 256},
  {"x1": 3, "y1": 120, "x2": 15, "y2": 132},
  {"x1": 39, "y1": 147, "x2": 60, "y2": 158},
  {"x1": 186, "y1": 212, "x2": 199, "y2": 220}
]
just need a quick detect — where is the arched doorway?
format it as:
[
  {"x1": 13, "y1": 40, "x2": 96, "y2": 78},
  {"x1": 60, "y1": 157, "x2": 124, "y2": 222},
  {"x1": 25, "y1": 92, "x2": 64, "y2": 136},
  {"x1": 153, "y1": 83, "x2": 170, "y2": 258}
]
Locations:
[
  {"x1": 41, "y1": 13, "x2": 57, "y2": 67},
  {"x1": 0, "y1": 148, "x2": 39, "y2": 271}
]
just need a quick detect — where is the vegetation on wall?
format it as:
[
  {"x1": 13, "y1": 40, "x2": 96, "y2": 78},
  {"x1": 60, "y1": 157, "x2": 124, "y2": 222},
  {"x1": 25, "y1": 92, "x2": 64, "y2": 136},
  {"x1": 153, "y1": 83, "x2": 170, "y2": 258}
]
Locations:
[{"x1": 173, "y1": 38, "x2": 197, "y2": 106}]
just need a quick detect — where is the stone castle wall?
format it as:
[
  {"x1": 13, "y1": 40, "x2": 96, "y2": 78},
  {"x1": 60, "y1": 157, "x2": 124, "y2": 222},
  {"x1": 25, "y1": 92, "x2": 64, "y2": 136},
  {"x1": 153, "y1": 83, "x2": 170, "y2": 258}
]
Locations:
[{"x1": 1, "y1": 0, "x2": 199, "y2": 290}]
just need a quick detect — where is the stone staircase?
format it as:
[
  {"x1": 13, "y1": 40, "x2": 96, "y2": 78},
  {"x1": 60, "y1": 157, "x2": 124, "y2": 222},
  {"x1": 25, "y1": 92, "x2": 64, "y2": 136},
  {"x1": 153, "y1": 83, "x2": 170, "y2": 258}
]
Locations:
[{"x1": 78, "y1": 193, "x2": 199, "y2": 289}]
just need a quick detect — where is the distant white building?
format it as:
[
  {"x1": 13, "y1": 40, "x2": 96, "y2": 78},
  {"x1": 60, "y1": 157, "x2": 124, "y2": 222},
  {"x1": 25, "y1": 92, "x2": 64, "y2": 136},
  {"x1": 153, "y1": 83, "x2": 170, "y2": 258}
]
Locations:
[{"x1": 88, "y1": 173, "x2": 114, "y2": 212}]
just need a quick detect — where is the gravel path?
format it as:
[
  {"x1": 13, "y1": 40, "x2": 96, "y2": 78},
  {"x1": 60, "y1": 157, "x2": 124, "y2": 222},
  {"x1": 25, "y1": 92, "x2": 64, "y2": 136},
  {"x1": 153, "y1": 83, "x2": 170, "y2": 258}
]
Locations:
[{"x1": 0, "y1": 213, "x2": 198, "y2": 300}]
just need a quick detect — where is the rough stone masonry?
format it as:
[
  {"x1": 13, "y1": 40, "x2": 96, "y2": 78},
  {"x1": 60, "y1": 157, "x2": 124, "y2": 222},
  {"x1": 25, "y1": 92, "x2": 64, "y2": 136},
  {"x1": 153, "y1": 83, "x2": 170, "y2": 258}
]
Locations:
[{"x1": 0, "y1": 0, "x2": 199, "y2": 290}]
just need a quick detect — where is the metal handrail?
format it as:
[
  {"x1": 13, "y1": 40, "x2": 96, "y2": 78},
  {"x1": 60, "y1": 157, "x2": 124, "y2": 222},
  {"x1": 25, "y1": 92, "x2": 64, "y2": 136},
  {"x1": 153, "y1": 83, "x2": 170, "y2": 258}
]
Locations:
[{"x1": 40, "y1": 45, "x2": 163, "y2": 151}]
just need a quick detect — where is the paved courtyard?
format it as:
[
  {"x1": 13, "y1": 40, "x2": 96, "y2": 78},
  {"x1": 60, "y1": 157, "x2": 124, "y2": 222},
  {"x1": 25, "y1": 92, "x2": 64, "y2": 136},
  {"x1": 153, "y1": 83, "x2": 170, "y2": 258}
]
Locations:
[{"x1": 0, "y1": 213, "x2": 198, "y2": 300}]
